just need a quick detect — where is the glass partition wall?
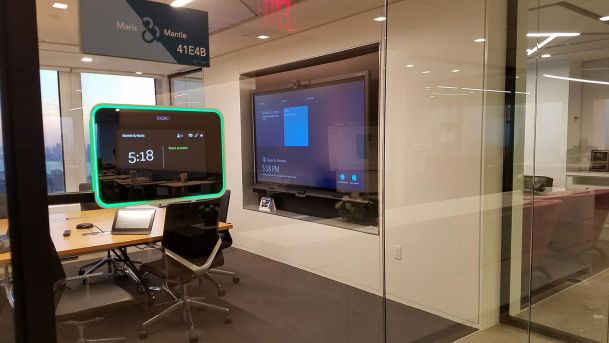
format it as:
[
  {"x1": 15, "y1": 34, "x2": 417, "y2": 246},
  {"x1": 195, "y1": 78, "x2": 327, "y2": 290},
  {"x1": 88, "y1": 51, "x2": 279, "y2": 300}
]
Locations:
[
  {"x1": 7, "y1": 0, "x2": 609, "y2": 342},
  {"x1": 513, "y1": 0, "x2": 609, "y2": 342}
]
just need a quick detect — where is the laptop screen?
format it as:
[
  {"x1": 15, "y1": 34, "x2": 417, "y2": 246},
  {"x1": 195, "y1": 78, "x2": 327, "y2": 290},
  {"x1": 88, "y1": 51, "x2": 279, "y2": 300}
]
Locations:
[{"x1": 112, "y1": 208, "x2": 156, "y2": 232}]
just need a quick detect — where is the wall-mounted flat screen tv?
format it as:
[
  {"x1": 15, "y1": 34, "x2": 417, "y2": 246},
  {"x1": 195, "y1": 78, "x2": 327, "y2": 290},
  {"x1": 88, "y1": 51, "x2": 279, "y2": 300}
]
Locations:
[
  {"x1": 90, "y1": 104, "x2": 225, "y2": 208},
  {"x1": 252, "y1": 73, "x2": 374, "y2": 194}
]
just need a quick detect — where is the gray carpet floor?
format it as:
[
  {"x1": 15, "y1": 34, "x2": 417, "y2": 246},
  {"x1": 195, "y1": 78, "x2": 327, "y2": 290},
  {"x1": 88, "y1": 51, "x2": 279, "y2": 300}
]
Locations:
[{"x1": 1, "y1": 248, "x2": 475, "y2": 342}]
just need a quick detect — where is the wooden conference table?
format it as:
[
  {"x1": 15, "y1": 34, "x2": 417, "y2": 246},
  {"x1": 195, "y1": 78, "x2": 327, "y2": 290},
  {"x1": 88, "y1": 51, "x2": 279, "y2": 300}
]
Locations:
[{"x1": 0, "y1": 207, "x2": 233, "y2": 265}]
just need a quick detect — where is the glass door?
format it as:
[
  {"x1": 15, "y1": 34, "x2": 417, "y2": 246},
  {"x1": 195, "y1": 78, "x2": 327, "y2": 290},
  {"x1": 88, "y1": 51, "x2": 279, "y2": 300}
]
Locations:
[{"x1": 524, "y1": 0, "x2": 609, "y2": 342}]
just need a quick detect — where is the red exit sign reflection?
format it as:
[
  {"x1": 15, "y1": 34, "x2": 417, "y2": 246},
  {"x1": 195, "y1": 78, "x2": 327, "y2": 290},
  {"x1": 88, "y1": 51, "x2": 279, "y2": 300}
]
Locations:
[{"x1": 258, "y1": 0, "x2": 294, "y2": 31}]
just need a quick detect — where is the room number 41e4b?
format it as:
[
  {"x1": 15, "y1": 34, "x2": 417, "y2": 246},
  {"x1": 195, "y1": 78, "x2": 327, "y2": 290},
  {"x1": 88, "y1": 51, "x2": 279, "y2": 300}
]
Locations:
[{"x1": 177, "y1": 44, "x2": 207, "y2": 57}]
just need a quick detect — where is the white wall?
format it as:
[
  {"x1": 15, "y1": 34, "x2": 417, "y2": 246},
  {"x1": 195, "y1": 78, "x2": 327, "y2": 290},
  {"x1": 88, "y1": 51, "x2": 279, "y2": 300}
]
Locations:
[
  {"x1": 204, "y1": 0, "x2": 506, "y2": 329},
  {"x1": 204, "y1": 6, "x2": 385, "y2": 295},
  {"x1": 384, "y1": 0, "x2": 507, "y2": 328},
  {"x1": 578, "y1": 59, "x2": 609, "y2": 167},
  {"x1": 524, "y1": 61, "x2": 571, "y2": 187}
]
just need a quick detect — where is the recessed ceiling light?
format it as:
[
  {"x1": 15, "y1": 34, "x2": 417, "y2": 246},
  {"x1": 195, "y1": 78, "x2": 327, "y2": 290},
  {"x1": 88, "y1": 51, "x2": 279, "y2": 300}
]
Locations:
[
  {"x1": 601, "y1": 16, "x2": 609, "y2": 21},
  {"x1": 81, "y1": 57, "x2": 93, "y2": 62},
  {"x1": 257, "y1": 35, "x2": 270, "y2": 40},
  {"x1": 474, "y1": 38, "x2": 486, "y2": 43},
  {"x1": 135, "y1": 72, "x2": 143, "y2": 75},
  {"x1": 170, "y1": 0, "x2": 192, "y2": 7},
  {"x1": 406, "y1": 64, "x2": 415, "y2": 68},
  {"x1": 52, "y1": 2, "x2": 68, "y2": 9},
  {"x1": 451, "y1": 69, "x2": 461, "y2": 73},
  {"x1": 422, "y1": 71, "x2": 431, "y2": 74},
  {"x1": 541, "y1": 54, "x2": 551, "y2": 58},
  {"x1": 374, "y1": 16, "x2": 387, "y2": 22}
]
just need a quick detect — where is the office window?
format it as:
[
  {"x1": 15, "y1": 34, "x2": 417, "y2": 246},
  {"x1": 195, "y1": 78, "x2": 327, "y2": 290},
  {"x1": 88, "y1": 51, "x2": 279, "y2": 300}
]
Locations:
[
  {"x1": 40, "y1": 70, "x2": 65, "y2": 193},
  {"x1": 80, "y1": 73, "x2": 156, "y2": 179},
  {"x1": 170, "y1": 70, "x2": 204, "y2": 107}
]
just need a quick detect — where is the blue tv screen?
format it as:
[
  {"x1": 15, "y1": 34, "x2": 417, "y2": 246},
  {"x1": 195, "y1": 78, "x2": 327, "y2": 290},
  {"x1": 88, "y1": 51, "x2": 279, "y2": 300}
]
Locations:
[{"x1": 253, "y1": 76, "x2": 368, "y2": 193}]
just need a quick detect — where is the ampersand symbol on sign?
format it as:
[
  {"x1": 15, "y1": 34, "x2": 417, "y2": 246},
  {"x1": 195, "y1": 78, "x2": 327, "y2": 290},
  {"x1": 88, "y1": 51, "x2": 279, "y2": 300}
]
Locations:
[{"x1": 141, "y1": 17, "x2": 160, "y2": 43}]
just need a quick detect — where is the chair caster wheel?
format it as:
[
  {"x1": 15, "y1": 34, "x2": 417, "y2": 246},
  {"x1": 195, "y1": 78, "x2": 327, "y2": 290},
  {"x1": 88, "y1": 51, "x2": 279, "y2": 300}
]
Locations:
[
  {"x1": 224, "y1": 317, "x2": 232, "y2": 324},
  {"x1": 232, "y1": 276, "x2": 240, "y2": 284},
  {"x1": 188, "y1": 332, "x2": 198, "y2": 342},
  {"x1": 218, "y1": 289, "x2": 226, "y2": 297},
  {"x1": 78, "y1": 269, "x2": 85, "y2": 276},
  {"x1": 139, "y1": 330, "x2": 148, "y2": 340}
]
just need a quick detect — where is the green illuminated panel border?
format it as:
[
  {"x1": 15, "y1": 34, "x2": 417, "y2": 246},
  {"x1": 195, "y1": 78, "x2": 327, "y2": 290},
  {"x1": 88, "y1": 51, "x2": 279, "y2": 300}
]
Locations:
[{"x1": 90, "y1": 103, "x2": 226, "y2": 208}]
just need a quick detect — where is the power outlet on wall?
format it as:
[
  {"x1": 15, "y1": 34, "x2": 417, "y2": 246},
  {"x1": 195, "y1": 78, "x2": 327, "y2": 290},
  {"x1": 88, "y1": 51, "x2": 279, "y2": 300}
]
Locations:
[{"x1": 393, "y1": 245, "x2": 402, "y2": 260}]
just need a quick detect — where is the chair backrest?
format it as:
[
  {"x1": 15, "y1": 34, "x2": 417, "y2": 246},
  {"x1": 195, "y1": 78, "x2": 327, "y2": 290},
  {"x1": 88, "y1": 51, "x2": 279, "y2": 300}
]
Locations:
[
  {"x1": 163, "y1": 201, "x2": 220, "y2": 259},
  {"x1": 78, "y1": 183, "x2": 101, "y2": 211},
  {"x1": 219, "y1": 189, "x2": 231, "y2": 223}
]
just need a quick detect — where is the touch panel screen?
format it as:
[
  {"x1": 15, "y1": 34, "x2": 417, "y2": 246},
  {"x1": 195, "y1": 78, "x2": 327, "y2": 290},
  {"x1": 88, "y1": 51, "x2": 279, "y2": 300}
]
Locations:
[{"x1": 90, "y1": 104, "x2": 225, "y2": 207}]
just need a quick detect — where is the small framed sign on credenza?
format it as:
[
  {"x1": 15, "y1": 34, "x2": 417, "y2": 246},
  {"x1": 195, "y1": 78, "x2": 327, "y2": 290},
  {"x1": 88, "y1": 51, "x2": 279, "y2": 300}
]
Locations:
[
  {"x1": 259, "y1": 197, "x2": 275, "y2": 212},
  {"x1": 591, "y1": 150, "x2": 609, "y2": 172}
]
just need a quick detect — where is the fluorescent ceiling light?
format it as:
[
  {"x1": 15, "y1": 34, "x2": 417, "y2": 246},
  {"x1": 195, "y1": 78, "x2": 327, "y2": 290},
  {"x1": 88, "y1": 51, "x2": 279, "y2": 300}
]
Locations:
[
  {"x1": 374, "y1": 16, "x2": 387, "y2": 22},
  {"x1": 451, "y1": 69, "x2": 461, "y2": 73},
  {"x1": 406, "y1": 64, "x2": 414, "y2": 68},
  {"x1": 52, "y1": 2, "x2": 68, "y2": 9},
  {"x1": 436, "y1": 86, "x2": 458, "y2": 89},
  {"x1": 81, "y1": 57, "x2": 93, "y2": 62},
  {"x1": 473, "y1": 38, "x2": 486, "y2": 43},
  {"x1": 170, "y1": 0, "x2": 192, "y2": 7},
  {"x1": 541, "y1": 54, "x2": 551, "y2": 58},
  {"x1": 462, "y1": 87, "x2": 510, "y2": 94},
  {"x1": 69, "y1": 107, "x2": 83, "y2": 111},
  {"x1": 543, "y1": 74, "x2": 609, "y2": 86},
  {"x1": 527, "y1": 32, "x2": 580, "y2": 37},
  {"x1": 135, "y1": 72, "x2": 143, "y2": 75},
  {"x1": 601, "y1": 16, "x2": 609, "y2": 21},
  {"x1": 422, "y1": 70, "x2": 431, "y2": 74},
  {"x1": 526, "y1": 33, "x2": 580, "y2": 56},
  {"x1": 431, "y1": 93, "x2": 469, "y2": 96},
  {"x1": 257, "y1": 35, "x2": 270, "y2": 40}
]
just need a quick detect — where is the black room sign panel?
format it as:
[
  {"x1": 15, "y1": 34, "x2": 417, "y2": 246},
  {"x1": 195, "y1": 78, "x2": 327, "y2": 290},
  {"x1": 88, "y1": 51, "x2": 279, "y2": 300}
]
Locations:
[{"x1": 80, "y1": 0, "x2": 210, "y2": 67}]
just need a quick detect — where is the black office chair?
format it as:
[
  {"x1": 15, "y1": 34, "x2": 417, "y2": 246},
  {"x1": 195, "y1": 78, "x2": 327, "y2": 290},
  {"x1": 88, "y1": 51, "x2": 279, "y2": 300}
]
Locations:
[
  {"x1": 203, "y1": 190, "x2": 240, "y2": 296},
  {"x1": 77, "y1": 183, "x2": 131, "y2": 283},
  {"x1": 78, "y1": 183, "x2": 101, "y2": 211},
  {"x1": 5, "y1": 242, "x2": 134, "y2": 342},
  {"x1": 138, "y1": 208, "x2": 231, "y2": 342}
]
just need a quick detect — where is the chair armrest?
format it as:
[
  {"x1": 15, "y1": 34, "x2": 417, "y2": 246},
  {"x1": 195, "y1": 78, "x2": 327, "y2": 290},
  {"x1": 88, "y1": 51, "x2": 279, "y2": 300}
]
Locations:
[{"x1": 165, "y1": 238, "x2": 222, "y2": 276}]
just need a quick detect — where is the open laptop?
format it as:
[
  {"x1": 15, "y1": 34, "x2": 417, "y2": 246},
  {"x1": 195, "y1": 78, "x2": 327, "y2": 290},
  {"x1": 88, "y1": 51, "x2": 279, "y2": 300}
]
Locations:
[{"x1": 111, "y1": 208, "x2": 156, "y2": 235}]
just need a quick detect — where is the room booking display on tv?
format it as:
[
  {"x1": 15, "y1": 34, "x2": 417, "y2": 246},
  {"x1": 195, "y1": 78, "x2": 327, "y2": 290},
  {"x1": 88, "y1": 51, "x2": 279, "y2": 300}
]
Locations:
[
  {"x1": 253, "y1": 76, "x2": 368, "y2": 193},
  {"x1": 90, "y1": 105, "x2": 225, "y2": 207}
]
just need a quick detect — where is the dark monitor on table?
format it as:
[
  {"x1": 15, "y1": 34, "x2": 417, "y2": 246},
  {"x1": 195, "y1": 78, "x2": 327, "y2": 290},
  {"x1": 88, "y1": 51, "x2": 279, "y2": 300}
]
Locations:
[{"x1": 90, "y1": 104, "x2": 225, "y2": 208}]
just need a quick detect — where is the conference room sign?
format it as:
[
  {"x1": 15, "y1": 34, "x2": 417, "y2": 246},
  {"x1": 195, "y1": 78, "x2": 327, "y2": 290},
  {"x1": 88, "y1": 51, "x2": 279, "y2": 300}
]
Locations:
[{"x1": 80, "y1": 0, "x2": 210, "y2": 67}]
